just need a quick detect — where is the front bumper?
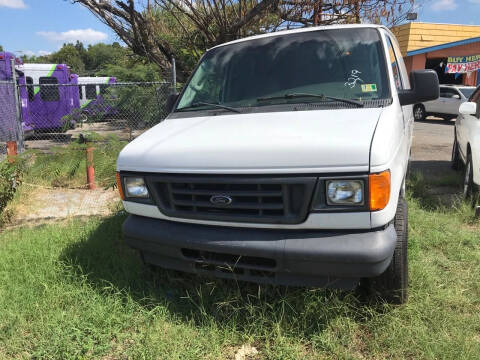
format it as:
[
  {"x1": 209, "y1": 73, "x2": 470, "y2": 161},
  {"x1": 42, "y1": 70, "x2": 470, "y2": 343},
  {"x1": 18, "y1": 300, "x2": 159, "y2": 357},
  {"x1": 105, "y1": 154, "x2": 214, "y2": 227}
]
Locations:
[{"x1": 123, "y1": 215, "x2": 397, "y2": 289}]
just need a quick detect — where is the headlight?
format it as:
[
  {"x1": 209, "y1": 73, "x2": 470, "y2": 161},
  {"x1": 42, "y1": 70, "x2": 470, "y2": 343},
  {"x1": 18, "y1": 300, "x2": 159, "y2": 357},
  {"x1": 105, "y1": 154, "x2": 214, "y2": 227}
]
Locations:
[
  {"x1": 326, "y1": 180, "x2": 364, "y2": 205},
  {"x1": 124, "y1": 177, "x2": 149, "y2": 198}
]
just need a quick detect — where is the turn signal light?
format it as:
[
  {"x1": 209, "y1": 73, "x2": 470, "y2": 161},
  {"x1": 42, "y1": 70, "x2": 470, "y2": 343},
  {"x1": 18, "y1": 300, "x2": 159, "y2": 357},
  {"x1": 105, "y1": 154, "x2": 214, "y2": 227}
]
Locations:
[
  {"x1": 116, "y1": 172, "x2": 125, "y2": 200},
  {"x1": 369, "y1": 170, "x2": 390, "y2": 211}
]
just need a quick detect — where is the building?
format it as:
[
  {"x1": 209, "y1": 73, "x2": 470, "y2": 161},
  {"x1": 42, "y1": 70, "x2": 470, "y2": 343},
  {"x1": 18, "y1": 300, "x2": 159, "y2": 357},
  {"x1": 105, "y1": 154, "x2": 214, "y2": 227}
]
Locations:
[{"x1": 391, "y1": 22, "x2": 480, "y2": 86}]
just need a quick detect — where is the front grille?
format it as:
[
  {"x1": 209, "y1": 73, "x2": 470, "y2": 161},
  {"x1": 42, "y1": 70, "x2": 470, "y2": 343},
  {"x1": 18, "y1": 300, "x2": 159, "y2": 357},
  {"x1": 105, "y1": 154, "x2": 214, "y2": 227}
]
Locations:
[
  {"x1": 182, "y1": 248, "x2": 276, "y2": 279},
  {"x1": 145, "y1": 175, "x2": 317, "y2": 224}
]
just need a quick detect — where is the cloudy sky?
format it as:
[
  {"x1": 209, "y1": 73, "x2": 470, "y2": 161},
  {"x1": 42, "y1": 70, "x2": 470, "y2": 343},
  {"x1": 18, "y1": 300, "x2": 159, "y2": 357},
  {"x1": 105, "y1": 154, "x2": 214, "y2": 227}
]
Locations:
[
  {"x1": 0, "y1": 0, "x2": 480, "y2": 56},
  {"x1": 0, "y1": 0, "x2": 115, "y2": 56}
]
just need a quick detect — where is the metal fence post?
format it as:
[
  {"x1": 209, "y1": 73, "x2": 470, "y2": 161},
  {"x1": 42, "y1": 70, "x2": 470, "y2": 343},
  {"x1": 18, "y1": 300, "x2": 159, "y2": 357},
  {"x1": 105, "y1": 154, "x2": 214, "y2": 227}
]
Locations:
[
  {"x1": 171, "y1": 57, "x2": 177, "y2": 94},
  {"x1": 10, "y1": 58, "x2": 24, "y2": 153}
]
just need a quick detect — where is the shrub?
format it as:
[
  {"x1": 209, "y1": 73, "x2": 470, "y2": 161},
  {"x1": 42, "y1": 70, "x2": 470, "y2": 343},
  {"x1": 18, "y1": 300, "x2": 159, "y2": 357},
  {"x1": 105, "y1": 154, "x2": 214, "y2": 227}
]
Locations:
[{"x1": 0, "y1": 157, "x2": 25, "y2": 214}]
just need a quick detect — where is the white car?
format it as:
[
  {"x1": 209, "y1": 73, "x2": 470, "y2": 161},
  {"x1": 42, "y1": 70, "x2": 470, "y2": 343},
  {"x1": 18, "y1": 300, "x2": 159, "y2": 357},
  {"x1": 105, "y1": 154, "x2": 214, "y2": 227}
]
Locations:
[
  {"x1": 116, "y1": 24, "x2": 439, "y2": 303},
  {"x1": 414, "y1": 85, "x2": 475, "y2": 121},
  {"x1": 452, "y1": 86, "x2": 480, "y2": 198}
]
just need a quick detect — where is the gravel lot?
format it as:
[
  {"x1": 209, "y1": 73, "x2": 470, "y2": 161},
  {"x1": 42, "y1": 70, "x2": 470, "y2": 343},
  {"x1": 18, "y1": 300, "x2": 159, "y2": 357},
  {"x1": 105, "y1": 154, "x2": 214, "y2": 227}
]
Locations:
[{"x1": 411, "y1": 118, "x2": 456, "y2": 178}]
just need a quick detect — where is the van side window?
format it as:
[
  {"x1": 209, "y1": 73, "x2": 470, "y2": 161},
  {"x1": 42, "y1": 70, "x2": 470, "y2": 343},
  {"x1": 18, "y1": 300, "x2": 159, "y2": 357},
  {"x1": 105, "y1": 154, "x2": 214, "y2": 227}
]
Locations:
[
  {"x1": 386, "y1": 37, "x2": 403, "y2": 90},
  {"x1": 86, "y1": 84, "x2": 97, "y2": 100},
  {"x1": 26, "y1": 76, "x2": 34, "y2": 102},
  {"x1": 39, "y1": 77, "x2": 59, "y2": 102},
  {"x1": 79, "y1": 85, "x2": 84, "y2": 100}
]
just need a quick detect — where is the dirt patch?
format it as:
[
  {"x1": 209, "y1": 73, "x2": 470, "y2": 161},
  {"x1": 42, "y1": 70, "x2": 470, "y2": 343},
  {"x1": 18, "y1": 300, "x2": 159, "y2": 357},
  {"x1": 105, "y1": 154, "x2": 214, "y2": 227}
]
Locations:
[
  {"x1": 5, "y1": 186, "x2": 120, "y2": 227},
  {"x1": 24, "y1": 120, "x2": 148, "y2": 151}
]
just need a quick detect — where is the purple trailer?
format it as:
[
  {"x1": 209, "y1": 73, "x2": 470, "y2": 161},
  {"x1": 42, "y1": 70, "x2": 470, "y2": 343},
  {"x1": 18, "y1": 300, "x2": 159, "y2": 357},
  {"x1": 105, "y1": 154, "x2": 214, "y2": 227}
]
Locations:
[
  {"x1": 15, "y1": 63, "x2": 79, "y2": 132},
  {"x1": 0, "y1": 51, "x2": 33, "y2": 140},
  {"x1": 77, "y1": 76, "x2": 117, "y2": 118}
]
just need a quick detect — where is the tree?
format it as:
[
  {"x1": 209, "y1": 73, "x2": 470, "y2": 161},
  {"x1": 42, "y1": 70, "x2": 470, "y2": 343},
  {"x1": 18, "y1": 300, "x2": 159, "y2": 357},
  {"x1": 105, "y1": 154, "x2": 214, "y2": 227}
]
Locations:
[
  {"x1": 99, "y1": 61, "x2": 163, "y2": 82},
  {"x1": 279, "y1": 0, "x2": 416, "y2": 27},
  {"x1": 0, "y1": 44, "x2": 3, "y2": 52},
  {"x1": 73, "y1": 0, "x2": 417, "y2": 79},
  {"x1": 73, "y1": 0, "x2": 280, "y2": 80},
  {"x1": 74, "y1": 40, "x2": 88, "y2": 65},
  {"x1": 84, "y1": 42, "x2": 128, "y2": 72},
  {"x1": 50, "y1": 43, "x2": 85, "y2": 73}
]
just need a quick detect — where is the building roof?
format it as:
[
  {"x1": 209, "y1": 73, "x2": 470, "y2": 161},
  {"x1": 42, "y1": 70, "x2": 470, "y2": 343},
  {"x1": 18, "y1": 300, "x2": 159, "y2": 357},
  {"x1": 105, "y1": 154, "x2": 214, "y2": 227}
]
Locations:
[
  {"x1": 391, "y1": 22, "x2": 480, "y2": 57},
  {"x1": 406, "y1": 36, "x2": 480, "y2": 56}
]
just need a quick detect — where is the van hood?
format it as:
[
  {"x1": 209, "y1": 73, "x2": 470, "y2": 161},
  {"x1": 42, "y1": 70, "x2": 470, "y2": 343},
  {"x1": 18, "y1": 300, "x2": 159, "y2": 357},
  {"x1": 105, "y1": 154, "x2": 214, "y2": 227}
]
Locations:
[{"x1": 117, "y1": 108, "x2": 383, "y2": 174}]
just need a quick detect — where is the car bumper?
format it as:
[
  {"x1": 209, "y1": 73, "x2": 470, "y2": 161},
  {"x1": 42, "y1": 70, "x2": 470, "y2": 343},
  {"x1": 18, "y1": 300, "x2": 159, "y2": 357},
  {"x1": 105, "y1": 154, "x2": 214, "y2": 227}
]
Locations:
[{"x1": 123, "y1": 215, "x2": 397, "y2": 289}]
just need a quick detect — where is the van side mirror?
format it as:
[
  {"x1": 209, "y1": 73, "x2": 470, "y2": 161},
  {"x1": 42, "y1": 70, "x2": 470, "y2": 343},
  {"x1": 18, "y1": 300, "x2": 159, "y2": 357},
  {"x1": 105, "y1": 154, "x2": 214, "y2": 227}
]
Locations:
[
  {"x1": 398, "y1": 70, "x2": 439, "y2": 106},
  {"x1": 459, "y1": 102, "x2": 477, "y2": 116},
  {"x1": 165, "y1": 93, "x2": 179, "y2": 113}
]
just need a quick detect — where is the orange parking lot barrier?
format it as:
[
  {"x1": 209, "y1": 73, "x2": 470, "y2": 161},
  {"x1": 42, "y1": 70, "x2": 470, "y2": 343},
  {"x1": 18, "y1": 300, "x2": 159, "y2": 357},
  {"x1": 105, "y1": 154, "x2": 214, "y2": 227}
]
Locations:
[
  {"x1": 86, "y1": 146, "x2": 96, "y2": 190},
  {"x1": 6, "y1": 141, "x2": 17, "y2": 164}
]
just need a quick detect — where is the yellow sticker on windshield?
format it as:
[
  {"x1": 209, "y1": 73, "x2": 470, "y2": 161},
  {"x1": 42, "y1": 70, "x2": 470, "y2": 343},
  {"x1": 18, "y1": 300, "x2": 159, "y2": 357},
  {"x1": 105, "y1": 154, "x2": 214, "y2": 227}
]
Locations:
[{"x1": 361, "y1": 84, "x2": 377, "y2": 92}]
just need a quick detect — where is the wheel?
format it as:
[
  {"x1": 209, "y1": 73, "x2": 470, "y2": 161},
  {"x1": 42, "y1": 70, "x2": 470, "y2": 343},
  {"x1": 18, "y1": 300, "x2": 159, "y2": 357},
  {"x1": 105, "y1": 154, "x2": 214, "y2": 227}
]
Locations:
[
  {"x1": 369, "y1": 197, "x2": 409, "y2": 304},
  {"x1": 451, "y1": 133, "x2": 462, "y2": 171},
  {"x1": 413, "y1": 104, "x2": 426, "y2": 121},
  {"x1": 463, "y1": 152, "x2": 477, "y2": 200}
]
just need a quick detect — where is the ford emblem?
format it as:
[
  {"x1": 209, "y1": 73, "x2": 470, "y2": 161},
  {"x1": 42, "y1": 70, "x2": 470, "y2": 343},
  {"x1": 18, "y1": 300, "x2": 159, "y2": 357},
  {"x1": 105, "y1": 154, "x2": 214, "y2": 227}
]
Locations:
[{"x1": 210, "y1": 194, "x2": 233, "y2": 206}]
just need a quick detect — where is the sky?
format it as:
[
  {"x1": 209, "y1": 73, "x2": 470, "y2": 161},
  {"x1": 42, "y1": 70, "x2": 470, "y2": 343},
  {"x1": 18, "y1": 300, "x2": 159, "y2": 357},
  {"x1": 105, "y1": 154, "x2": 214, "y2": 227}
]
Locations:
[
  {"x1": 0, "y1": 0, "x2": 116, "y2": 56},
  {"x1": 1, "y1": 0, "x2": 480, "y2": 56}
]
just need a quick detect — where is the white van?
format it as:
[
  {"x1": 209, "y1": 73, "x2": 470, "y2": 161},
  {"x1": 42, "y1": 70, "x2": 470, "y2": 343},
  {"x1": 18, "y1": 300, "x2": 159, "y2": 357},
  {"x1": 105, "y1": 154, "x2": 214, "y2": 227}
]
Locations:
[{"x1": 116, "y1": 24, "x2": 439, "y2": 303}]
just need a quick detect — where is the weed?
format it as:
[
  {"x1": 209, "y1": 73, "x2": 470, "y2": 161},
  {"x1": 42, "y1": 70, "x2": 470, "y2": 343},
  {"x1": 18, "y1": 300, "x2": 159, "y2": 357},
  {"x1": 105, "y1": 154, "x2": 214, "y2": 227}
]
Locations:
[
  {"x1": 21, "y1": 133, "x2": 126, "y2": 189},
  {"x1": 0, "y1": 198, "x2": 479, "y2": 358}
]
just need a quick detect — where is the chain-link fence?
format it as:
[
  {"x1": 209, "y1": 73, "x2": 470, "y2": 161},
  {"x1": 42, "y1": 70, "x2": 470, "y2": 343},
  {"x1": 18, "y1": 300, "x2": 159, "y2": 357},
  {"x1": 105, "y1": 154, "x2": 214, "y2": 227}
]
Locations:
[
  {"x1": 0, "y1": 80, "x2": 20, "y2": 161},
  {"x1": 20, "y1": 81, "x2": 173, "y2": 145},
  {"x1": 1, "y1": 79, "x2": 178, "y2": 225}
]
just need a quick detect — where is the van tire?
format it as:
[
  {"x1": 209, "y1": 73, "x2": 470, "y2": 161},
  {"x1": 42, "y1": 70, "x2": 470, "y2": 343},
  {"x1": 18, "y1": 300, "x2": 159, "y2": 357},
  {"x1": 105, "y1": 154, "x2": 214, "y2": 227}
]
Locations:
[
  {"x1": 369, "y1": 197, "x2": 409, "y2": 304},
  {"x1": 413, "y1": 104, "x2": 425, "y2": 121},
  {"x1": 451, "y1": 134, "x2": 462, "y2": 171}
]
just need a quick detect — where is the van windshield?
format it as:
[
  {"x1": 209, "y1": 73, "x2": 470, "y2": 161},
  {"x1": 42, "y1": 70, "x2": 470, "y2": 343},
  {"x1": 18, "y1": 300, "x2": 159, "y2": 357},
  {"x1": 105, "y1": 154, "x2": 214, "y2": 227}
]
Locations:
[{"x1": 176, "y1": 28, "x2": 390, "y2": 112}]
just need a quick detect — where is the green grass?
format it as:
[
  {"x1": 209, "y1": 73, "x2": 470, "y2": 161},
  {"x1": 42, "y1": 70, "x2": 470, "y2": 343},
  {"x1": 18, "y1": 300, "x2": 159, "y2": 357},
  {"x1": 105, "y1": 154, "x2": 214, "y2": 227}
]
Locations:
[
  {"x1": 0, "y1": 194, "x2": 479, "y2": 359},
  {"x1": 8, "y1": 133, "x2": 126, "y2": 190}
]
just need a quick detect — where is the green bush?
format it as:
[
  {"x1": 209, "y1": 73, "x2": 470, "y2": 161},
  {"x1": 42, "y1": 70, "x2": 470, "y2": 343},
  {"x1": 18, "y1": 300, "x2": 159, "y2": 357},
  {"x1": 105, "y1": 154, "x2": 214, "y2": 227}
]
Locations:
[
  {"x1": 104, "y1": 84, "x2": 170, "y2": 128},
  {"x1": 0, "y1": 157, "x2": 25, "y2": 214}
]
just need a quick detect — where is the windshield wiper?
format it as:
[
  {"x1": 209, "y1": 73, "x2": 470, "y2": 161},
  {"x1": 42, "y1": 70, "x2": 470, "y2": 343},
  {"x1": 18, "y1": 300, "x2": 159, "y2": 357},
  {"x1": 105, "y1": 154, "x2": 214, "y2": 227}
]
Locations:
[
  {"x1": 177, "y1": 102, "x2": 241, "y2": 113},
  {"x1": 257, "y1": 93, "x2": 364, "y2": 107}
]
